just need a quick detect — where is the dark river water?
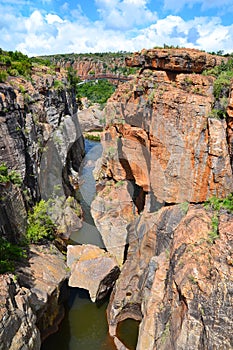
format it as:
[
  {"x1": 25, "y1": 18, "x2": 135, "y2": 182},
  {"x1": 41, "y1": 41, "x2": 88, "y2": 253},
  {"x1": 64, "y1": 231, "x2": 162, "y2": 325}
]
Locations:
[{"x1": 41, "y1": 139, "x2": 139, "y2": 350}]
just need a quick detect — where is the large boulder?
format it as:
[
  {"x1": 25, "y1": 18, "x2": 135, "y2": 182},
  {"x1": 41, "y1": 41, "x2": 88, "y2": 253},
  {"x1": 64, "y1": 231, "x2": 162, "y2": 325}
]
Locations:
[{"x1": 67, "y1": 244, "x2": 120, "y2": 302}]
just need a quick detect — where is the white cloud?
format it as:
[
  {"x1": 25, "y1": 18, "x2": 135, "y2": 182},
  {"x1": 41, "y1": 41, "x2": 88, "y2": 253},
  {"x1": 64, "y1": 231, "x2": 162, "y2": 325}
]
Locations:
[
  {"x1": 164, "y1": 0, "x2": 233, "y2": 12},
  {"x1": 46, "y1": 14, "x2": 64, "y2": 25},
  {"x1": 95, "y1": 0, "x2": 157, "y2": 30},
  {"x1": 1, "y1": 2, "x2": 233, "y2": 56}
]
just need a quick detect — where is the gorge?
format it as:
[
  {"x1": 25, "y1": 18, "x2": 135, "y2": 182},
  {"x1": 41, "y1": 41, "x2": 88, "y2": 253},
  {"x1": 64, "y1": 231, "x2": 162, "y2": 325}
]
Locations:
[{"x1": 0, "y1": 48, "x2": 233, "y2": 350}]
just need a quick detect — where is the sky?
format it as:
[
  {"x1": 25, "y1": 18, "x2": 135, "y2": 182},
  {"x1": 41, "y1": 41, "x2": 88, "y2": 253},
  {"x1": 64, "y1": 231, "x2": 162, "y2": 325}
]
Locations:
[{"x1": 0, "y1": 0, "x2": 233, "y2": 56}]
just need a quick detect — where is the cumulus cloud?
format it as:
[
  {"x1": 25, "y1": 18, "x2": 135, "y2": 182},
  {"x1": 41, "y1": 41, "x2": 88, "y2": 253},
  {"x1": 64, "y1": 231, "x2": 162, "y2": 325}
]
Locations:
[
  {"x1": 95, "y1": 0, "x2": 157, "y2": 30},
  {"x1": 0, "y1": 1, "x2": 233, "y2": 56}
]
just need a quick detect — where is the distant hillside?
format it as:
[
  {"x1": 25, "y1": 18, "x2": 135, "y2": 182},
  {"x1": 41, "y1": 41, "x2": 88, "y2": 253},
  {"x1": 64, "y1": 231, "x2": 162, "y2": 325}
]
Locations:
[{"x1": 39, "y1": 52, "x2": 139, "y2": 78}]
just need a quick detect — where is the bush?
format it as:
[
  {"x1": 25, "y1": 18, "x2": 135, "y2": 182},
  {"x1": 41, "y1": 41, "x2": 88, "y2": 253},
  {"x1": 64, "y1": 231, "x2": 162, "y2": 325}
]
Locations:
[
  {"x1": 0, "y1": 163, "x2": 22, "y2": 186},
  {"x1": 26, "y1": 199, "x2": 56, "y2": 243},
  {"x1": 0, "y1": 237, "x2": 26, "y2": 273},
  {"x1": 0, "y1": 70, "x2": 8, "y2": 82},
  {"x1": 204, "y1": 194, "x2": 233, "y2": 212},
  {"x1": 77, "y1": 79, "x2": 115, "y2": 104}
]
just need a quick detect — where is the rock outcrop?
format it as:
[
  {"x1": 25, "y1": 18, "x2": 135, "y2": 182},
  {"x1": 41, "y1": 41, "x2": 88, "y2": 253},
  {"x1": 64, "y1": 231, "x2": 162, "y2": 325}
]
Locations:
[
  {"x1": 0, "y1": 65, "x2": 85, "y2": 346},
  {"x1": 98, "y1": 60, "x2": 233, "y2": 207},
  {"x1": 67, "y1": 244, "x2": 120, "y2": 302},
  {"x1": 0, "y1": 65, "x2": 85, "y2": 241},
  {"x1": 91, "y1": 48, "x2": 233, "y2": 349},
  {"x1": 125, "y1": 48, "x2": 226, "y2": 73},
  {"x1": 107, "y1": 206, "x2": 233, "y2": 350},
  {"x1": 0, "y1": 243, "x2": 69, "y2": 349}
]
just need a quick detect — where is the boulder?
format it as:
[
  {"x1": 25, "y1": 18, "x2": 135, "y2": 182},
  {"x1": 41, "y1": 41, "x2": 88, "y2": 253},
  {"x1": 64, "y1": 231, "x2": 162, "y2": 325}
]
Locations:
[{"x1": 67, "y1": 244, "x2": 120, "y2": 302}]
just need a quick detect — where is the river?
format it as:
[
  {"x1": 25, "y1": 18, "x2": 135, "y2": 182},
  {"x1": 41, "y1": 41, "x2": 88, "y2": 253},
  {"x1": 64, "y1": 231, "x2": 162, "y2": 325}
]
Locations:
[{"x1": 41, "y1": 139, "x2": 139, "y2": 350}]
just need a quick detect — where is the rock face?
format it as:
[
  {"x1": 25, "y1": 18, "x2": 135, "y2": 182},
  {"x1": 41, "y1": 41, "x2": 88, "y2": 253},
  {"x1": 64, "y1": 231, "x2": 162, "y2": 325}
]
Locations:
[
  {"x1": 91, "y1": 180, "x2": 137, "y2": 265},
  {"x1": 125, "y1": 48, "x2": 226, "y2": 73},
  {"x1": 0, "y1": 66, "x2": 85, "y2": 346},
  {"x1": 67, "y1": 244, "x2": 120, "y2": 302},
  {"x1": 16, "y1": 244, "x2": 69, "y2": 342},
  {"x1": 0, "y1": 243, "x2": 69, "y2": 349},
  {"x1": 0, "y1": 65, "x2": 85, "y2": 241},
  {"x1": 92, "y1": 48, "x2": 233, "y2": 349},
  {"x1": 0, "y1": 274, "x2": 40, "y2": 350},
  {"x1": 100, "y1": 63, "x2": 233, "y2": 207},
  {"x1": 107, "y1": 206, "x2": 233, "y2": 350},
  {"x1": 77, "y1": 102, "x2": 105, "y2": 132}
]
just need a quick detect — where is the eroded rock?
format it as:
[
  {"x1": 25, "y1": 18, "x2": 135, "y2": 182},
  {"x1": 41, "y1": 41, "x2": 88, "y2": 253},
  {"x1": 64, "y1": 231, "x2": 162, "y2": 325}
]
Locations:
[
  {"x1": 67, "y1": 244, "x2": 120, "y2": 302},
  {"x1": 16, "y1": 243, "x2": 69, "y2": 341},
  {"x1": 0, "y1": 275, "x2": 40, "y2": 350},
  {"x1": 91, "y1": 180, "x2": 137, "y2": 265}
]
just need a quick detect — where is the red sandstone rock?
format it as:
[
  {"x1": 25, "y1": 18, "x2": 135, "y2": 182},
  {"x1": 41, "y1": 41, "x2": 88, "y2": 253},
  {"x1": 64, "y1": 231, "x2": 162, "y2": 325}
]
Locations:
[
  {"x1": 125, "y1": 48, "x2": 227, "y2": 73},
  {"x1": 107, "y1": 206, "x2": 233, "y2": 350},
  {"x1": 100, "y1": 68, "x2": 233, "y2": 205}
]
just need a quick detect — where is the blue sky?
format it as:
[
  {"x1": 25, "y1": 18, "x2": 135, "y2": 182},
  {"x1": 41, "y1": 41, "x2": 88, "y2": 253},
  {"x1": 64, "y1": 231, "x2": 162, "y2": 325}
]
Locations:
[{"x1": 0, "y1": 0, "x2": 233, "y2": 56}]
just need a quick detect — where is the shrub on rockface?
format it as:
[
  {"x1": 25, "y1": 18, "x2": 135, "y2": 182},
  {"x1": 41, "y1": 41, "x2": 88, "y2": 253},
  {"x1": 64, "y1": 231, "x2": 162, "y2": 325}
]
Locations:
[
  {"x1": 26, "y1": 199, "x2": 56, "y2": 243},
  {"x1": 0, "y1": 163, "x2": 22, "y2": 186},
  {"x1": 0, "y1": 237, "x2": 27, "y2": 274},
  {"x1": 203, "y1": 58, "x2": 233, "y2": 118}
]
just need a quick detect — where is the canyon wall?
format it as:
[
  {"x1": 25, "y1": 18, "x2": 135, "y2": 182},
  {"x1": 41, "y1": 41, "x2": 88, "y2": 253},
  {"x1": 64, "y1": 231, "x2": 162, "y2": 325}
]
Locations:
[
  {"x1": 92, "y1": 49, "x2": 233, "y2": 349},
  {"x1": 0, "y1": 65, "x2": 85, "y2": 348}
]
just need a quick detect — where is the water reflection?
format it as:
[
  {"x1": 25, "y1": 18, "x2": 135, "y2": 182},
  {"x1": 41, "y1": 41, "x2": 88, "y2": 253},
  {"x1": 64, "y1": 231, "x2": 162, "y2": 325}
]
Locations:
[
  {"x1": 41, "y1": 288, "x2": 116, "y2": 350},
  {"x1": 70, "y1": 139, "x2": 104, "y2": 247}
]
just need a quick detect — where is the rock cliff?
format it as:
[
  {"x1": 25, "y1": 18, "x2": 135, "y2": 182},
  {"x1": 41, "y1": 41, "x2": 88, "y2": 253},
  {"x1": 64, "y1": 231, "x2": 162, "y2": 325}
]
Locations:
[
  {"x1": 0, "y1": 64, "x2": 85, "y2": 348},
  {"x1": 0, "y1": 65, "x2": 85, "y2": 241},
  {"x1": 91, "y1": 48, "x2": 233, "y2": 349}
]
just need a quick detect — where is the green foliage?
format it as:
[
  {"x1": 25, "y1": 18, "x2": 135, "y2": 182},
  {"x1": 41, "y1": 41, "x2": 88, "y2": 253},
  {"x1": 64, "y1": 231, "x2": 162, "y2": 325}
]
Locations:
[
  {"x1": 115, "y1": 180, "x2": 124, "y2": 188},
  {"x1": 204, "y1": 194, "x2": 233, "y2": 212},
  {"x1": 26, "y1": 199, "x2": 56, "y2": 243},
  {"x1": 0, "y1": 70, "x2": 8, "y2": 82},
  {"x1": 0, "y1": 163, "x2": 22, "y2": 186},
  {"x1": 204, "y1": 194, "x2": 233, "y2": 244},
  {"x1": 0, "y1": 237, "x2": 26, "y2": 274},
  {"x1": 203, "y1": 58, "x2": 233, "y2": 118},
  {"x1": 208, "y1": 215, "x2": 219, "y2": 243},
  {"x1": 179, "y1": 201, "x2": 189, "y2": 215},
  {"x1": 84, "y1": 133, "x2": 101, "y2": 141},
  {"x1": 77, "y1": 79, "x2": 115, "y2": 104},
  {"x1": 53, "y1": 79, "x2": 65, "y2": 91},
  {"x1": 67, "y1": 66, "x2": 81, "y2": 89},
  {"x1": 0, "y1": 48, "x2": 32, "y2": 79}
]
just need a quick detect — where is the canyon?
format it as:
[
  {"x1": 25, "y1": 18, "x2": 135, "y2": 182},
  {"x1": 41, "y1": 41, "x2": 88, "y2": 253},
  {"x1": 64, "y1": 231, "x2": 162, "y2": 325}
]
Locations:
[{"x1": 0, "y1": 48, "x2": 233, "y2": 350}]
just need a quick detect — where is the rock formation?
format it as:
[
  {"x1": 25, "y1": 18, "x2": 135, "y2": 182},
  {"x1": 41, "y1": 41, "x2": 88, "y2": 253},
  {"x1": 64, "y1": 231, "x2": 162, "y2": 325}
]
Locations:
[
  {"x1": 0, "y1": 64, "x2": 85, "y2": 347},
  {"x1": 0, "y1": 243, "x2": 69, "y2": 350},
  {"x1": 92, "y1": 48, "x2": 233, "y2": 349},
  {"x1": 0, "y1": 65, "x2": 85, "y2": 241},
  {"x1": 67, "y1": 244, "x2": 120, "y2": 302}
]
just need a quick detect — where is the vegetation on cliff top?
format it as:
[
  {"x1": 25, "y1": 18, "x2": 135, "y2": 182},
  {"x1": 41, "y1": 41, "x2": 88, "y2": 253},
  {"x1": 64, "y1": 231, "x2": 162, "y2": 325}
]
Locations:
[{"x1": 203, "y1": 58, "x2": 233, "y2": 119}]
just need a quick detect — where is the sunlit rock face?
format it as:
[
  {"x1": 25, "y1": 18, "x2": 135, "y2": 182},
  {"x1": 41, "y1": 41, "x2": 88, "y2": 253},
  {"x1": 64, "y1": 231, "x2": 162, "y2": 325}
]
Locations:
[
  {"x1": 92, "y1": 48, "x2": 233, "y2": 349},
  {"x1": 67, "y1": 244, "x2": 120, "y2": 302}
]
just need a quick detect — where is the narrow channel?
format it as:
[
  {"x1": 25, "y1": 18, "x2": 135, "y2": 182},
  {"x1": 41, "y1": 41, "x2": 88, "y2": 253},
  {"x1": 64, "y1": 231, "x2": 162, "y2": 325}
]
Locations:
[{"x1": 41, "y1": 139, "x2": 139, "y2": 350}]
